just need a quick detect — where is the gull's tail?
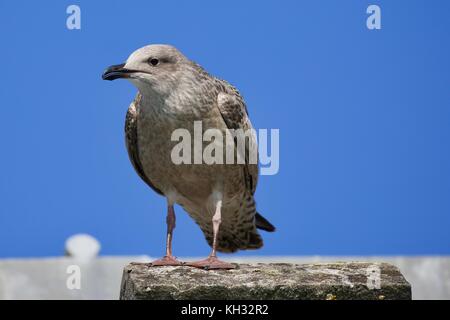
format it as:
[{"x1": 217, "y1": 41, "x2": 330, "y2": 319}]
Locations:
[
  {"x1": 255, "y1": 212, "x2": 276, "y2": 232},
  {"x1": 194, "y1": 192, "x2": 275, "y2": 253}
]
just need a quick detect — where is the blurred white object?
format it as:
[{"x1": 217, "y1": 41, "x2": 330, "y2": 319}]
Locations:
[{"x1": 65, "y1": 234, "x2": 101, "y2": 261}]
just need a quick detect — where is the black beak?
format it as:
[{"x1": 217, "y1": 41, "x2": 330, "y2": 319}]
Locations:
[{"x1": 102, "y1": 63, "x2": 132, "y2": 81}]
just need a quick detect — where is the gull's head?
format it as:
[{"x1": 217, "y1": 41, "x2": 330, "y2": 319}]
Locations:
[{"x1": 102, "y1": 44, "x2": 187, "y2": 95}]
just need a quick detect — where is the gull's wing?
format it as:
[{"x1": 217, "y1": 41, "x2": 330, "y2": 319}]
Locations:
[
  {"x1": 215, "y1": 85, "x2": 276, "y2": 245},
  {"x1": 125, "y1": 93, "x2": 163, "y2": 196},
  {"x1": 216, "y1": 88, "x2": 258, "y2": 194}
]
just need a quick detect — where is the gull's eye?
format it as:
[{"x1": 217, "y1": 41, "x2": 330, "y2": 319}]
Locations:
[{"x1": 148, "y1": 58, "x2": 159, "y2": 66}]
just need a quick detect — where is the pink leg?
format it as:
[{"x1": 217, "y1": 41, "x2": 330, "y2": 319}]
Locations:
[
  {"x1": 187, "y1": 200, "x2": 236, "y2": 270},
  {"x1": 151, "y1": 205, "x2": 183, "y2": 266}
]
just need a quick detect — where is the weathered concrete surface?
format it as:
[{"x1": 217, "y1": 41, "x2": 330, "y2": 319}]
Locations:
[{"x1": 120, "y1": 262, "x2": 411, "y2": 300}]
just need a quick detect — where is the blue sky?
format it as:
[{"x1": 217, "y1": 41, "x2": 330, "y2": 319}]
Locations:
[{"x1": 0, "y1": 0, "x2": 449, "y2": 258}]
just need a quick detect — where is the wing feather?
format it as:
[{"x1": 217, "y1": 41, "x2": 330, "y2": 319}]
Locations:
[
  {"x1": 216, "y1": 88, "x2": 258, "y2": 194},
  {"x1": 125, "y1": 94, "x2": 163, "y2": 196}
]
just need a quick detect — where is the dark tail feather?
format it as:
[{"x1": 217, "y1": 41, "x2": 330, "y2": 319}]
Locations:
[{"x1": 255, "y1": 212, "x2": 276, "y2": 232}]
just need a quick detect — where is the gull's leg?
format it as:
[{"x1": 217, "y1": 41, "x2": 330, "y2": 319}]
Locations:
[
  {"x1": 151, "y1": 204, "x2": 183, "y2": 266},
  {"x1": 187, "y1": 199, "x2": 236, "y2": 270}
]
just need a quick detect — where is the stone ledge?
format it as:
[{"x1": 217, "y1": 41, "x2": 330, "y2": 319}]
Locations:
[{"x1": 120, "y1": 262, "x2": 411, "y2": 300}]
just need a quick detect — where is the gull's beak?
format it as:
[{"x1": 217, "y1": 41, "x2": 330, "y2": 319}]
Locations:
[{"x1": 102, "y1": 63, "x2": 133, "y2": 81}]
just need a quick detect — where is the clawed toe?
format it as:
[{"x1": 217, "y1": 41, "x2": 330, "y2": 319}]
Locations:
[
  {"x1": 150, "y1": 255, "x2": 184, "y2": 266},
  {"x1": 187, "y1": 256, "x2": 236, "y2": 270}
]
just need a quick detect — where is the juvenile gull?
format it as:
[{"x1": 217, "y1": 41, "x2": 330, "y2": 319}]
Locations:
[{"x1": 103, "y1": 44, "x2": 275, "y2": 269}]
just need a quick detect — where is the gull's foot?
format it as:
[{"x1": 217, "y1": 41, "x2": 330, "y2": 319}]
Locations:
[
  {"x1": 150, "y1": 255, "x2": 184, "y2": 266},
  {"x1": 187, "y1": 256, "x2": 236, "y2": 270}
]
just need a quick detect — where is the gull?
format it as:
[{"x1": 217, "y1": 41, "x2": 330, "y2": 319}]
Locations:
[{"x1": 103, "y1": 44, "x2": 275, "y2": 269}]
